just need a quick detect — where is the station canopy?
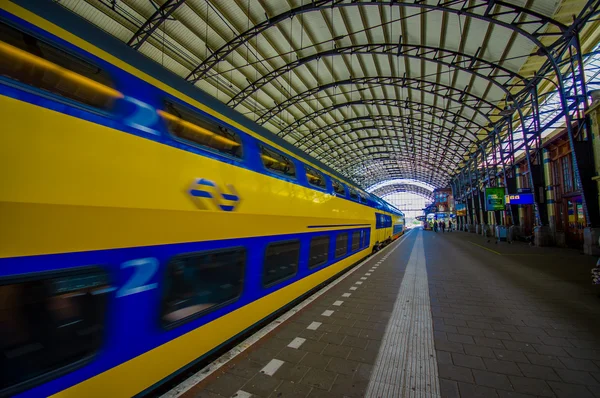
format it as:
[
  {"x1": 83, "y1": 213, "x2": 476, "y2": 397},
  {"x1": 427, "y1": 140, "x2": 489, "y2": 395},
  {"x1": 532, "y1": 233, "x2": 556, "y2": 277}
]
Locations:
[{"x1": 58, "y1": 0, "x2": 598, "y2": 192}]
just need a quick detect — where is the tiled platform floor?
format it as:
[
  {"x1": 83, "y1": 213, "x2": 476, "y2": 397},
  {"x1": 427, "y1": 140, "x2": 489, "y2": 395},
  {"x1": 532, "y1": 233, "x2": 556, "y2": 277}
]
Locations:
[{"x1": 172, "y1": 229, "x2": 600, "y2": 398}]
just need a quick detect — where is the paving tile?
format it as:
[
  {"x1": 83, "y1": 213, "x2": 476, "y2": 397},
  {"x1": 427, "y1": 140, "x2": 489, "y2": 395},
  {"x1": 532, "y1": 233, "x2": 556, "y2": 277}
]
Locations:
[
  {"x1": 472, "y1": 369, "x2": 513, "y2": 390},
  {"x1": 325, "y1": 357, "x2": 361, "y2": 375},
  {"x1": 496, "y1": 391, "x2": 538, "y2": 398},
  {"x1": 559, "y1": 357, "x2": 600, "y2": 372},
  {"x1": 439, "y1": 379, "x2": 460, "y2": 398},
  {"x1": 555, "y1": 368, "x2": 600, "y2": 385},
  {"x1": 347, "y1": 347, "x2": 379, "y2": 364},
  {"x1": 516, "y1": 363, "x2": 560, "y2": 381},
  {"x1": 300, "y1": 368, "x2": 337, "y2": 391},
  {"x1": 299, "y1": 352, "x2": 332, "y2": 370},
  {"x1": 457, "y1": 326, "x2": 486, "y2": 337},
  {"x1": 435, "y1": 340, "x2": 465, "y2": 354},
  {"x1": 437, "y1": 350, "x2": 453, "y2": 365},
  {"x1": 474, "y1": 337, "x2": 505, "y2": 349},
  {"x1": 548, "y1": 381, "x2": 596, "y2": 398},
  {"x1": 270, "y1": 380, "x2": 312, "y2": 398},
  {"x1": 273, "y1": 362, "x2": 310, "y2": 382},
  {"x1": 525, "y1": 353, "x2": 565, "y2": 368},
  {"x1": 319, "y1": 332, "x2": 345, "y2": 345},
  {"x1": 438, "y1": 364, "x2": 474, "y2": 383},
  {"x1": 322, "y1": 343, "x2": 351, "y2": 359},
  {"x1": 329, "y1": 374, "x2": 369, "y2": 397},
  {"x1": 464, "y1": 344, "x2": 496, "y2": 359},
  {"x1": 532, "y1": 344, "x2": 570, "y2": 357},
  {"x1": 205, "y1": 374, "x2": 250, "y2": 397},
  {"x1": 191, "y1": 391, "x2": 227, "y2": 398},
  {"x1": 240, "y1": 373, "x2": 281, "y2": 397},
  {"x1": 275, "y1": 347, "x2": 307, "y2": 364},
  {"x1": 457, "y1": 381, "x2": 500, "y2": 397},
  {"x1": 298, "y1": 339, "x2": 327, "y2": 354},
  {"x1": 340, "y1": 335, "x2": 369, "y2": 349},
  {"x1": 483, "y1": 358, "x2": 523, "y2": 376},
  {"x1": 248, "y1": 348, "x2": 282, "y2": 364},
  {"x1": 502, "y1": 341, "x2": 536, "y2": 353},
  {"x1": 226, "y1": 359, "x2": 264, "y2": 379},
  {"x1": 451, "y1": 353, "x2": 486, "y2": 370},
  {"x1": 485, "y1": 330, "x2": 513, "y2": 340},
  {"x1": 493, "y1": 349, "x2": 529, "y2": 363},
  {"x1": 508, "y1": 376, "x2": 554, "y2": 397},
  {"x1": 448, "y1": 332, "x2": 475, "y2": 345}
]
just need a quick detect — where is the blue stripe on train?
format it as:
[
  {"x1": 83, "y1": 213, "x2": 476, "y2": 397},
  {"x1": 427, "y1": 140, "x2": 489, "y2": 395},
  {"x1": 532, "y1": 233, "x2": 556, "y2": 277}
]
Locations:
[{"x1": 2, "y1": 227, "x2": 370, "y2": 398}]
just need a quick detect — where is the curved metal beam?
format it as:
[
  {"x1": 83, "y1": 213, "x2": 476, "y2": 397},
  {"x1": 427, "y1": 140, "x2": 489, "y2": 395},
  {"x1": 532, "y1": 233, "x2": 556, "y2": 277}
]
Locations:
[
  {"x1": 349, "y1": 165, "x2": 450, "y2": 189},
  {"x1": 304, "y1": 126, "x2": 471, "y2": 160},
  {"x1": 186, "y1": 0, "x2": 564, "y2": 82},
  {"x1": 327, "y1": 149, "x2": 459, "y2": 174},
  {"x1": 228, "y1": 43, "x2": 518, "y2": 108},
  {"x1": 293, "y1": 115, "x2": 475, "y2": 150},
  {"x1": 127, "y1": 0, "x2": 186, "y2": 50},
  {"x1": 293, "y1": 114, "x2": 473, "y2": 148},
  {"x1": 277, "y1": 98, "x2": 487, "y2": 139},
  {"x1": 370, "y1": 184, "x2": 434, "y2": 201},
  {"x1": 256, "y1": 75, "x2": 499, "y2": 125}
]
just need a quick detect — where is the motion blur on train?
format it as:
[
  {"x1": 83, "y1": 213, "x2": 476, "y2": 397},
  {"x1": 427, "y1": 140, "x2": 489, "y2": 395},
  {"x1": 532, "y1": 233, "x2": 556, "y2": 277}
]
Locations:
[{"x1": 0, "y1": 2, "x2": 405, "y2": 397}]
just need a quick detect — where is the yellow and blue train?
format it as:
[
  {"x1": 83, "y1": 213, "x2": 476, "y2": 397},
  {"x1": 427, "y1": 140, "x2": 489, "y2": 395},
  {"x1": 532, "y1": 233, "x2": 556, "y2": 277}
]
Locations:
[{"x1": 0, "y1": 1, "x2": 405, "y2": 397}]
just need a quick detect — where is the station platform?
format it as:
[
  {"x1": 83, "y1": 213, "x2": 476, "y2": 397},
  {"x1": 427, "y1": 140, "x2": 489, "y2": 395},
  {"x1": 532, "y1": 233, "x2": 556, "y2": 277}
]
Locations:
[{"x1": 166, "y1": 229, "x2": 600, "y2": 398}]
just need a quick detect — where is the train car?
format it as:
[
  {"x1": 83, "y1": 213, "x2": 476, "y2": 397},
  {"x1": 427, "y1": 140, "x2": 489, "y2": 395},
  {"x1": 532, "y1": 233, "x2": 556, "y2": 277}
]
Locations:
[{"x1": 0, "y1": 1, "x2": 405, "y2": 397}]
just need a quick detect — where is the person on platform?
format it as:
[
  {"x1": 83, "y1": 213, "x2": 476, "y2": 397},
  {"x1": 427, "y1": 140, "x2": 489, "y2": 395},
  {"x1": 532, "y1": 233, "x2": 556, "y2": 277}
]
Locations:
[{"x1": 448, "y1": 220, "x2": 453, "y2": 232}]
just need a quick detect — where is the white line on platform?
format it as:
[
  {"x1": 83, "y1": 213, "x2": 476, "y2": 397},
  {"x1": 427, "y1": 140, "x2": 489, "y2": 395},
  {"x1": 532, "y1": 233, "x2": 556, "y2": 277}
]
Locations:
[
  {"x1": 261, "y1": 359, "x2": 284, "y2": 376},
  {"x1": 321, "y1": 310, "x2": 334, "y2": 317},
  {"x1": 342, "y1": 293, "x2": 351, "y2": 297},
  {"x1": 232, "y1": 390, "x2": 252, "y2": 398},
  {"x1": 287, "y1": 337, "x2": 306, "y2": 349},
  {"x1": 350, "y1": 286, "x2": 357, "y2": 290},
  {"x1": 356, "y1": 281, "x2": 363, "y2": 285},
  {"x1": 366, "y1": 231, "x2": 440, "y2": 398},
  {"x1": 365, "y1": 273, "x2": 372, "y2": 276},
  {"x1": 333, "y1": 301, "x2": 343, "y2": 306},
  {"x1": 161, "y1": 230, "x2": 414, "y2": 398},
  {"x1": 307, "y1": 321, "x2": 322, "y2": 330}
]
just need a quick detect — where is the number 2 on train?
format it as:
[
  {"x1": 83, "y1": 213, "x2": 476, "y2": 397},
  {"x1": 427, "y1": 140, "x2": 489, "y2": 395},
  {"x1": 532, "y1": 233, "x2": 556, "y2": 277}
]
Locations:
[{"x1": 116, "y1": 257, "x2": 159, "y2": 297}]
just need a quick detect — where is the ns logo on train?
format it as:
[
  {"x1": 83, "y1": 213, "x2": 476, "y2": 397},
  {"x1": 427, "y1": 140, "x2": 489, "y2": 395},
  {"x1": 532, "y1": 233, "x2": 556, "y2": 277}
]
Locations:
[{"x1": 188, "y1": 178, "x2": 241, "y2": 211}]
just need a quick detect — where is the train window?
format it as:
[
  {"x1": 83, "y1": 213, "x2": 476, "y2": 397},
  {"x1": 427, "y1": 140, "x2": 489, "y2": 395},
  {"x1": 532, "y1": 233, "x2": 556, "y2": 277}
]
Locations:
[
  {"x1": 359, "y1": 192, "x2": 368, "y2": 203},
  {"x1": 348, "y1": 187, "x2": 359, "y2": 201},
  {"x1": 260, "y1": 146, "x2": 296, "y2": 178},
  {"x1": 308, "y1": 236, "x2": 329, "y2": 269},
  {"x1": 351, "y1": 231, "x2": 361, "y2": 251},
  {"x1": 162, "y1": 248, "x2": 245, "y2": 326},
  {"x1": 332, "y1": 180, "x2": 345, "y2": 196},
  {"x1": 335, "y1": 233, "x2": 348, "y2": 258},
  {"x1": 0, "y1": 22, "x2": 121, "y2": 110},
  {"x1": 0, "y1": 268, "x2": 110, "y2": 394},
  {"x1": 160, "y1": 101, "x2": 243, "y2": 158},
  {"x1": 360, "y1": 230, "x2": 366, "y2": 248},
  {"x1": 263, "y1": 240, "x2": 300, "y2": 287},
  {"x1": 305, "y1": 165, "x2": 326, "y2": 189}
]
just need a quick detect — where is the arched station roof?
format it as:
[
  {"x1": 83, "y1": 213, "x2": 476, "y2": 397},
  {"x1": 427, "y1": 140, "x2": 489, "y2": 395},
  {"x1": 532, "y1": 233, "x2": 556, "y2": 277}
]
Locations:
[{"x1": 57, "y1": 0, "x2": 599, "y2": 191}]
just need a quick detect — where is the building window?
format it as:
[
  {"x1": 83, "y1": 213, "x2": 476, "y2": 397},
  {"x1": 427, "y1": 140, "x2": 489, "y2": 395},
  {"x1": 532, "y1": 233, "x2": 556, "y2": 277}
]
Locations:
[
  {"x1": 351, "y1": 231, "x2": 361, "y2": 251},
  {"x1": 335, "y1": 233, "x2": 348, "y2": 258},
  {"x1": 162, "y1": 248, "x2": 245, "y2": 326},
  {"x1": 561, "y1": 156, "x2": 573, "y2": 192},
  {"x1": 305, "y1": 165, "x2": 326, "y2": 189},
  {"x1": 160, "y1": 101, "x2": 243, "y2": 158},
  {"x1": 332, "y1": 180, "x2": 345, "y2": 196},
  {"x1": 260, "y1": 146, "x2": 296, "y2": 178},
  {"x1": 0, "y1": 268, "x2": 110, "y2": 395},
  {"x1": 308, "y1": 236, "x2": 329, "y2": 269},
  {"x1": 263, "y1": 240, "x2": 300, "y2": 287},
  {"x1": 0, "y1": 22, "x2": 120, "y2": 110}
]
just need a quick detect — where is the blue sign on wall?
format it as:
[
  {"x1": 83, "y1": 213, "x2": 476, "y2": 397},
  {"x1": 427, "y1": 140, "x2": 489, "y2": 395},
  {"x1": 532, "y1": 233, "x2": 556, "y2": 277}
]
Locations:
[{"x1": 505, "y1": 193, "x2": 535, "y2": 205}]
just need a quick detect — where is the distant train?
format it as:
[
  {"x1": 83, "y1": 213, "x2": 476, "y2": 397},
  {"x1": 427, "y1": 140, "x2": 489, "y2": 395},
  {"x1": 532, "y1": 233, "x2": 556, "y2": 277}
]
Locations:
[{"x1": 0, "y1": 2, "x2": 404, "y2": 397}]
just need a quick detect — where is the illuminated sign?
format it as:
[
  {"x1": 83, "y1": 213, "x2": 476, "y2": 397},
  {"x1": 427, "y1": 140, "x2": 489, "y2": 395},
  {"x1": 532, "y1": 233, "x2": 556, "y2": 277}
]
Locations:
[
  {"x1": 485, "y1": 187, "x2": 505, "y2": 211},
  {"x1": 456, "y1": 203, "x2": 467, "y2": 216},
  {"x1": 505, "y1": 193, "x2": 534, "y2": 205}
]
